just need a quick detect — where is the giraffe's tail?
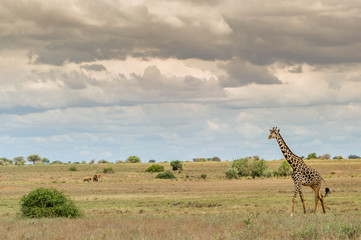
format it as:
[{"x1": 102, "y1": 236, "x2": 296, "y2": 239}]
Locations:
[
  {"x1": 322, "y1": 177, "x2": 330, "y2": 197},
  {"x1": 325, "y1": 187, "x2": 331, "y2": 197}
]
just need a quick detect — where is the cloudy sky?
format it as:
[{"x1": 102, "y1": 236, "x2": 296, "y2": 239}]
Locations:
[{"x1": 1, "y1": 0, "x2": 361, "y2": 162}]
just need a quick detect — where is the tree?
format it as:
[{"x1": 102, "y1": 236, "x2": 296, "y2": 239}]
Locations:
[
  {"x1": 0, "y1": 158, "x2": 13, "y2": 165},
  {"x1": 126, "y1": 156, "x2": 141, "y2": 163},
  {"x1": 322, "y1": 154, "x2": 331, "y2": 160},
  {"x1": 348, "y1": 155, "x2": 360, "y2": 159},
  {"x1": 306, "y1": 153, "x2": 317, "y2": 160},
  {"x1": 13, "y1": 156, "x2": 25, "y2": 165},
  {"x1": 27, "y1": 155, "x2": 42, "y2": 164},
  {"x1": 42, "y1": 158, "x2": 50, "y2": 164},
  {"x1": 193, "y1": 158, "x2": 207, "y2": 162},
  {"x1": 170, "y1": 160, "x2": 183, "y2": 171},
  {"x1": 210, "y1": 156, "x2": 221, "y2": 162}
]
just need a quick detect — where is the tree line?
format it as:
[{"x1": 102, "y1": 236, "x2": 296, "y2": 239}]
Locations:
[{"x1": 1, "y1": 153, "x2": 360, "y2": 166}]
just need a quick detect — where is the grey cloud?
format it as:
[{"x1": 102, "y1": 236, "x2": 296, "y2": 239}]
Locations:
[
  {"x1": 3, "y1": 1, "x2": 361, "y2": 67},
  {"x1": 220, "y1": 59, "x2": 282, "y2": 87},
  {"x1": 288, "y1": 65, "x2": 303, "y2": 73},
  {"x1": 80, "y1": 64, "x2": 107, "y2": 72}
]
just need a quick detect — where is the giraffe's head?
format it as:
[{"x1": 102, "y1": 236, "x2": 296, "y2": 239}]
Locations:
[{"x1": 268, "y1": 127, "x2": 280, "y2": 139}]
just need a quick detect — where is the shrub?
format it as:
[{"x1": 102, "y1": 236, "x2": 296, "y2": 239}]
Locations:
[
  {"x1": 145, "y1": 164, "x2": 164, "y2": 173},
  {"x1": 193, "y1": 158, "x2": 208, "y2": 162},
  {"x1": 251, "y1": 160, "x2": 269, "y2": 179},
  {"x1": 69, "y1": 166, "x2": 78, "y2": 171},
  {"x1": 155, "y1": 171, "x2": 176, "y2": 179},
  {"x1": 98, "y1": 160, "x2": 110, "y2": 164},
  {"x1": 232, "y1": 158, "x2": 251, "y2": 176},
  {"x1": 228, "y1": 158, "x2": 272, "y2": 178},
  {"x1": 0, "y1": 158, "x2": 13, "y2": 165},
  {"x1": 306, "y1": 153, "x2": 317, "y2": 160},
  {"x1": 225, "y1": 168, "x2": 238, "y2": 179},
  {"x1": 20, "y1": 188, "x2": 82, "y2": 218},
  {"x1": 210, "y1": 156, "x2": 221, "y2": 162},
  {"x1": 126, "y1": 156, "x2": 141, "y2": 163},
  {"x1": 170, "y1": 160, "x2": 183, "y2": 171},
  {"x1": 275, "y1": 160, "x2": 292, "y2": 176},
  {"x1": 201, "y1": 174, "x2": 207, "y2": 180},
  {"x1": 348, "y1": 155, "x2": 360, "y2": 159},
  {"x1": 103, "y1": 167, "x2": 114, "y2": 174}
]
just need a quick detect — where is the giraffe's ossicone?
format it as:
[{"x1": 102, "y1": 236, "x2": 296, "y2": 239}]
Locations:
[{"x1": 269, "y1": 127, "x2": 330, "y2": 216}]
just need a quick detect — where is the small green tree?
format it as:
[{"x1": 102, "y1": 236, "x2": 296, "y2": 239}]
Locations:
[
  {"x1": 13, "y1": 156, "x2": 25, "y2": 165},
  {"x1": 126, "y1": 156, "x2": 141, "y2": 163},
  {"x1": 170, "y1": 160, "x2": 183, "y2": 171},
  {"x1": 42, "y1": 158, "x2": 50, "y2": 164},
  {"x1": 306, "y1": 153, "x2": 317, "y2": 160},
  {"x1": 20, "y1": 188, "x2": 82, "y2": 218},
  {"x1": 27, "y1": 154, "x2": 42, "y2": 164},
  {"x1": 275, "y1": 160, "x2": 292, "y2": 176}
]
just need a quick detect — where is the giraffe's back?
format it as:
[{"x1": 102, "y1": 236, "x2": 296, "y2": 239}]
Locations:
[{"x1": 299, "y1": 164, "x2": 323, "y2": 186}]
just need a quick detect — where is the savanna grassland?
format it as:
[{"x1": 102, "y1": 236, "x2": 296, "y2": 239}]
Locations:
[{"x1": 0, "y1": 160, "x2": 360, "y2": 240}]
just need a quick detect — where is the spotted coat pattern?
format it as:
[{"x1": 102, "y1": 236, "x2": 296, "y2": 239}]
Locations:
[{"x1": 269, "y1": 127, "x2": 326, "y2": 216}]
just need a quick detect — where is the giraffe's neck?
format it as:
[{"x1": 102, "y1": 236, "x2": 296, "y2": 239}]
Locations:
[{"x1": 275, "y1": 134, "x2": 304, "y2": 167}]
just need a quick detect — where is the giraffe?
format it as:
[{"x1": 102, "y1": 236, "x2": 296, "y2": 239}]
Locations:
[{"x1": 268, "y1": 127, "x2": 330, "y2": 216}]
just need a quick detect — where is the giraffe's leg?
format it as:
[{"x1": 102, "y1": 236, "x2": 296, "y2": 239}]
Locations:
[
  {"x1": 311, "y1": 185, "x2": 319, "y2": 214},
  {"x1": 291, "y1": 186, "x2": 299, "y2": 217},
  {"x1": 319, "y1": 192, "x2": 326, "y2": 214},
  {"x1": 299, "y1": 189, "x2": 306, "y2": 215},
  {"x1": 314, "y1": 194, "x2": 319, "y2": 214}
]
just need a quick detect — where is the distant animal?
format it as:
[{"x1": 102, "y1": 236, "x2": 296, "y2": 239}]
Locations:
[
  {"x1": 93, "y1": 173, "x2": 102, "y2": 182},
  {"x1": 83, "y1": 177, "x2": 92, "y2": 182},
  {"x1": 269, "y1": 127, "x2": 330, "y2": 216}
]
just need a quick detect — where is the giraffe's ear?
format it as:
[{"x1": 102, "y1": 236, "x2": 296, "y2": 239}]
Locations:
[{"x1": 278, "y1": 129, "x2": 280, "y2": 133}]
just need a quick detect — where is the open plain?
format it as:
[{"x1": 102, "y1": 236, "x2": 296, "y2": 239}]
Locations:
[{"x1": 0, "y1": 159, "x2": 360, "y2": 239}]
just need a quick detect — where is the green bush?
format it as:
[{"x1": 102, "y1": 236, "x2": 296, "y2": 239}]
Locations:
[
  {"x1": 126, "y1": 156, "x2": 141, "y2": 163},
  {"x1": 155, "y1": 171, "x2": 176, "y2": 179},
  {"x1": 306, "y1": 152, "x2": 317, "y2": 159},
  {"x1": 232, "y1": 158, "x2": 251, "y2": 176},
  {"x1": 275, "y1": 160, "x2": 292, "y2": 176},
  {"x1": 103, "y1": 167, "x2": 114, "y2": 174},
  {"x1": 145, "y1": 164, "x2": 164, "y2": 173},
  {"x1": 229, "y1": 158, "x2": 272, "y2": 178},
  {"x1": 201, "y1": 174, "x2": 207, "y2": 180},
  {"x1": 225, "y1": 168, "x2": 238, "y2": 179},
  {"x1": 69, "y1": 166, "x2": 78, "y2": 171},
  {"x1": 20, "y1": 188, "x2": 82, "y2": 218},
  {"x1": 251, "y1": 160, "x2": 269, "y2": 179},
  {"x1": 170, "y1": 160, "x2": 183, "y2": 171}
]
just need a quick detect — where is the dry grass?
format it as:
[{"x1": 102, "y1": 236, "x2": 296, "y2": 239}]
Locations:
[{"x1": 0, "y1": 160, "x2": 360, "y2": 239}]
